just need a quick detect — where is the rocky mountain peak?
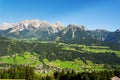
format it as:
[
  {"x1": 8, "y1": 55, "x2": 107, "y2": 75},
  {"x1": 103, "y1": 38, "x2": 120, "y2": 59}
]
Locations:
[
  {"x1": 95, "y1": 29, "x2": 107, "y2": 32},
  {"x1": 0, "y1": 22, "x2": 12, "y2": 30},
  {"x1": 0, "y1": 19, "x2": 64, "y2": 33},
  {"x1": 21, "y1": 19, "x2": 50, "y2": 28},
  {"x1": 115, "y1": 29, "x2": 120, "y2": 32},
  {"x1": 67, "y1": 24, "x2": 87, "y2": 31},
  {"x1": 53, "y1": 22, "x2": 64, "y2": 28}
]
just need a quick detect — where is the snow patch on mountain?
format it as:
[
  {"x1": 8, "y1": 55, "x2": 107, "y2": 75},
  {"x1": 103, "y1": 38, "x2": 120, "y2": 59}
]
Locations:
[
  {"x1": 0, "y1": 22, "x2": 12, "y2": 30},
  {"x1": 0, "y1": 19, "x2": 64, "y2": 33}
]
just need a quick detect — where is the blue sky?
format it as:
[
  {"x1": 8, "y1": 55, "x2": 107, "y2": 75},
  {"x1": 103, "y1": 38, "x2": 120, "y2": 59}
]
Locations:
[{"x1": 0, "y1": 0, "x2": 120, "y2": 31}]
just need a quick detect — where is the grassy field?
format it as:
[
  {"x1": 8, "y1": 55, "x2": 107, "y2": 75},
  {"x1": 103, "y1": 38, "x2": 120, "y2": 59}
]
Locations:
[
  {"x1": 43, "y1": 59, "x2": 105, "y2": 71},
  {"x1": 0, "y1": 52, "x2": 42, "y2": 67},
  {"x1": 59, "y1": 43, "x2": 120, "y2": 56}
]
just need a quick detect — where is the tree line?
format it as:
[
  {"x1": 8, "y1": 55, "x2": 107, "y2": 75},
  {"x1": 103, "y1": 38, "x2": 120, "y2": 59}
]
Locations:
[{"x1": 0, "y1": 66, "x2": 120, "y2": 80}]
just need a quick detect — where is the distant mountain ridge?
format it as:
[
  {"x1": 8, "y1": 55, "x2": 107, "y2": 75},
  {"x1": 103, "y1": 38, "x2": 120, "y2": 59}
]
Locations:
[
  {"x1": 0, "y1": 19, "x2": 119, "y2": 43},
  {"x1": 58, "y1": 24, "x2": 92, "y2": 41},
  {"x1": 105, "y1": 30, "x2": 120, "y2": 43},
  {"x1": 0, "y1": 19, "x2": 64, "y2": 39}
]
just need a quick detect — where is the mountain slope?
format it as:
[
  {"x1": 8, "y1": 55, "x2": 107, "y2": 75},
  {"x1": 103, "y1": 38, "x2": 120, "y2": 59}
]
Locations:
[
  {"x1": 0, "y1": 35, "x2": 9, "y2": 41},
  {"x1": 105, "y1": 29, "x2": 120, "y2": 43},
  {"x1": 58, "y1": 24, "x2": 92, "y2": 41},
  {"x1": 89, "y1": 29, "x2": 110, "y2": 41},
  {"x1": 55, "y1": 24, "x2": 110, "y2": 45}
]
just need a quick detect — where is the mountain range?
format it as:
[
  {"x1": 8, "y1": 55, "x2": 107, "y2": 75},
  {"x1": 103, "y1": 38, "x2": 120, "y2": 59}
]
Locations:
[{"x1": 0, "y1": 19, "x2": 120, "y2": 43}]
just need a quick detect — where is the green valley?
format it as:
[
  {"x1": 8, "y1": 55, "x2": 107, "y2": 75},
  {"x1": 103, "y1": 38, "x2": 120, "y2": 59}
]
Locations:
[{"x1": 0, "y1": 40, "x2": 120, "y2": 74}]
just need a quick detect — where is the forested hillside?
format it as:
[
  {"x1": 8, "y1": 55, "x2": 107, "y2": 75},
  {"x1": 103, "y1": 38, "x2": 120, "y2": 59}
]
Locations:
[{"x1": 0, "y1": 36, "x2": 120, "y2": 65}]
